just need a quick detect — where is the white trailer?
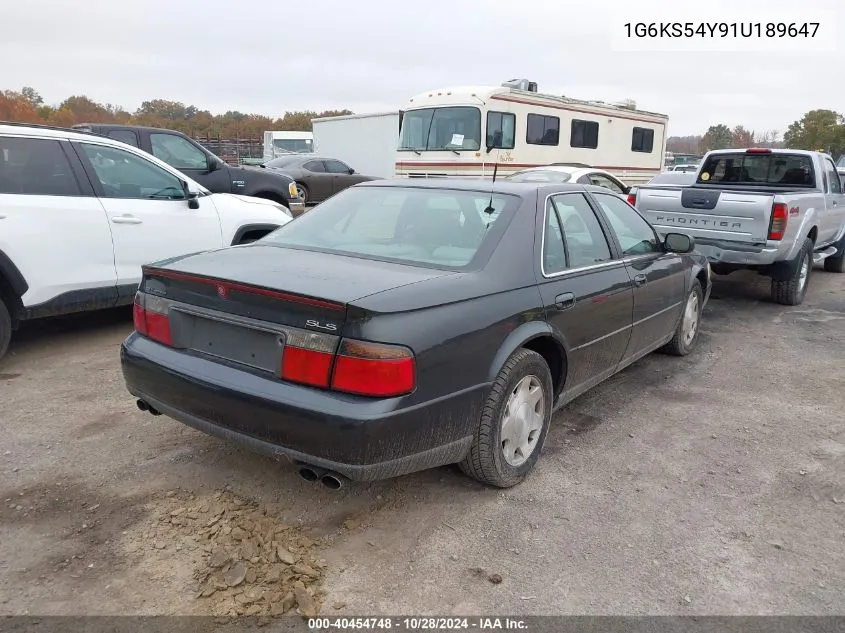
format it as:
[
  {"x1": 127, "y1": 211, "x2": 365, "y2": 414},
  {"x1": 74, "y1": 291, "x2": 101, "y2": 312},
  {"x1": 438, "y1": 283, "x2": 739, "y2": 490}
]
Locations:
[
  {"x1": 263, "y1": 131, "x2": 314, "y2": 161},
  {"x1": 311, "y1": 111, "x2": 402, "y2": 179}
]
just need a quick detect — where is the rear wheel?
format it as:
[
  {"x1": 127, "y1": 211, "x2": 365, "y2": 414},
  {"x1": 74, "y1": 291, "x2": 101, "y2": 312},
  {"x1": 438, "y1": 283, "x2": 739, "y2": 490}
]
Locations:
[
  {"x1": 295, "y1": 183, "x2": 309, "y2": 204},
  {"x1": 823, "y1": 235, "x2": 845, "y2": 273},
  {"x1": 660, "y1": 279, "x2": 703, "y2": 356},
  {"x1": 0, "y1": 297, "x2": 11, "y2": 362},
  {"x1": 459, "y1": 348, "x2": 553, "y2": 488},
  {"x1": 771, "y1": 237, "x2": 813, "y2": 305}
]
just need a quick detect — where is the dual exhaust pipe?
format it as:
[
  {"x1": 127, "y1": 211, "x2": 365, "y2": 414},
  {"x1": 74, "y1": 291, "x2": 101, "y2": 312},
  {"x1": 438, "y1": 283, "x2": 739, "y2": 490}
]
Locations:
[
  {"x1": 137, "y1": 399, "x2": 347, "y2": 490},
  {"x1": 297, "y1": 464, "x2": 348, "y2": 490},
  {"x1": 136, "y1": 399, "x2": 161, "y2": 416}
]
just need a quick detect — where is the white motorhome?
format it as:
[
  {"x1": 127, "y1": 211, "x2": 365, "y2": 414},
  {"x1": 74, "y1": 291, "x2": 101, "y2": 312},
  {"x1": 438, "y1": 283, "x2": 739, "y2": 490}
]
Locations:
[
  {"x1": 262, "y1": 131, "x2": 314, "y2": 161},
  {"x1": 312, "y1": 111, "x2": 401, "y2": 179},
  {"x1": 395, "y1": 79, "x2": 668, "y2": 186}
]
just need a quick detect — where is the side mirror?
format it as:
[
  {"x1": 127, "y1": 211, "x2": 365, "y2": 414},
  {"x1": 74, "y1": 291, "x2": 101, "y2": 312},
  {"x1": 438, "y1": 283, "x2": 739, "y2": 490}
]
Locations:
[
  {"x1": 664, "y1": 232, "x2": 694, "y2": 253},
  {"x1": 486, "y1": 131, "x2": 503, "y2": 154},
  {"x1": 207, "y1": 156, "x2": 221, "y2": 172},
  {"x1": 348, "y1": 168, "x2": 355, "y2": 174},
  {"x1": 181, "y1": 180, "x2": 200, "y2": 209}
]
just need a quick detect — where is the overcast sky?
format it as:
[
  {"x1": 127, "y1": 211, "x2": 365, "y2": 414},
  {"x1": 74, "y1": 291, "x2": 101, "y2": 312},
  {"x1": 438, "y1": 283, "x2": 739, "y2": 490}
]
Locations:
[{"x1": 1, "y1": 0, "x2": 842, "y2": 137}]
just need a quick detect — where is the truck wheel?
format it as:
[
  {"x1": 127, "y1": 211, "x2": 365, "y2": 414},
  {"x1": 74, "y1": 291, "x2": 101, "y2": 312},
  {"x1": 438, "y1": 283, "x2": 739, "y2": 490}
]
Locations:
[
  {"x1": 660, "y1": 278, "x2": 703, "y2": 356},
  {"x1": 295, "y1": 183, "x2": 309, "y2": 204},
  {"x1": 823, "y1": 236, "x2": 845, "y2": 273},
  {"x1": 459, "y1": 348, "x2": 553, "y2": 488},
  {"x1": 0, "y1": 297, "x2": 11, "y2": 362},
  {"x1": 771, "y1": 237, "x2": 813, "y2": 306}
]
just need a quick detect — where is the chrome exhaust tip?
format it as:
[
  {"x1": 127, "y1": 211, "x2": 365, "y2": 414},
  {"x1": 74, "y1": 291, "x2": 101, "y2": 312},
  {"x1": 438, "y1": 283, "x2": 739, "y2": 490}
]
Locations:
[{"x1": 320, "y1": 473, "x2": 347, "y2": 490}]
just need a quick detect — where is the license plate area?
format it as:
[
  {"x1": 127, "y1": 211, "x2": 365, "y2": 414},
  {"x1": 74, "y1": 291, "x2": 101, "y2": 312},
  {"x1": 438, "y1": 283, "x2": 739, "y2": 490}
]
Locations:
[{"x1": 169, "y1": 308, "x2": 284, "y2": 374}]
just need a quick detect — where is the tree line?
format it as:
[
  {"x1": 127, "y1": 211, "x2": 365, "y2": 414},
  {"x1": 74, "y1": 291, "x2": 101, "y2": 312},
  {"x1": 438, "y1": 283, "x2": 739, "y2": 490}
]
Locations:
[
  {"x1": 3, "y1": 86, "x2": 844, "y2": 158},
  {"x1": 0, "y1": 86, "x2": 352, "y2": 138},
  {"x1": 668, "y1": 110, "x2": 845, "y2": 158}
]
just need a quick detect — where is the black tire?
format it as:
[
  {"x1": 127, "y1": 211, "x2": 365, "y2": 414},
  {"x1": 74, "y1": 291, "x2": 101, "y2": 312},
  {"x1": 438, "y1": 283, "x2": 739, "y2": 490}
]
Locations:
[
  {"x1": 823, "y1": 236, "x2": 845, "y2": 273},
  {"x1": 459, "y1": 348, "x2": 553, "y2": 488},
  {"x1": 771, "y1": 237, "x2": 813, "y2": 305},
  {"x1": 0, "y1": 297, "x2": 11, "y2": 362},
  {"x1": 660, "y1": 278, "x2": 704, "y2": 356},
  {"x1": 295, "y1": 182, "x2": 309, "y2": 204}
]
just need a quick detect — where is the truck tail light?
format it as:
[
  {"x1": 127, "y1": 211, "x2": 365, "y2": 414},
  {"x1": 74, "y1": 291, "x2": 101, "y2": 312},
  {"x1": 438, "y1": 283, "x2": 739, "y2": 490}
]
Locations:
[
  {"x1": 769, "y1": 202, "x2": 788, "y2": 240},
  {"x1": 133, "y1": 292, "x2": 173, "y2": 346},
  {"x1": 626, "y1": 192, "x2": 637, "y2": 206},
  {"x1": 331, "y1": 339, "x2": 416, "y2": 397},
  {"x1": 281, "y1": 330, "x2": 337, "y2": 388}
]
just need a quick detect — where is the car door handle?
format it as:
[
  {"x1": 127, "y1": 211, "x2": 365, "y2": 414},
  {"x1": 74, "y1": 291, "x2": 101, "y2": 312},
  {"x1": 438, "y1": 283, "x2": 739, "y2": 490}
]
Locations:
[
  {"x1": 111, "y1": 215, "x2": 143, "y2": 225},
  {"x1": 633, "y1": 274, "x2": 647, "y2": 287},
  {"x1": 554, "y1": 292, "x2": 576, "y2": 310}
]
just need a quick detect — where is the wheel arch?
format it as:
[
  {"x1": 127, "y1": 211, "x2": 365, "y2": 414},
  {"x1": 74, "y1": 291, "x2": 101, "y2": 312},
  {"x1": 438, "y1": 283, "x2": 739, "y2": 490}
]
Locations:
[
  {"x1": 488, "y1": 321, "x2": 568, "y2": 400},
  {"x1": 230, "y1": 223, "x2": 282, "y2": 246},
  {"x1": 0, "y1": 250, "x2": 27, "y2": 323}
]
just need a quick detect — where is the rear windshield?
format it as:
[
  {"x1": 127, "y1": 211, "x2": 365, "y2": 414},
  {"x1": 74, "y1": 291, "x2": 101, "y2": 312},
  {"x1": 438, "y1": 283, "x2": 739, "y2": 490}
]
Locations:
[
  {"x1": 260, "y1": 186, "x2": 519, "y2": 269},
  {"x1": 697, "y1": 153, "x2": 816, "y2": 187},
  {"x1": 507, "y1": 169, "x2": 572, "y2": 183}
]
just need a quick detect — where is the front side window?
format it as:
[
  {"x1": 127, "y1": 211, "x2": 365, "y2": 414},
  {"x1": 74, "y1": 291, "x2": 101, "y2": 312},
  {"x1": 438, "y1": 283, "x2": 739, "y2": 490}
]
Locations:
[
  {"x1": 487, "y1": 111, "x2": 516, "y2": 149},
  {"x1": 150, "y1": 133, "x2": 209, "y2": 170},
  {"x1": 0, "y1": 136, "x2": 81, "y2": 196},
  {"x1": 398, "y1": 107, "x2": 481, "y2": 151},
  {"x1": 593, "y1": 192, "x2": 661, "y2": 255},
  {"x1": 260, "y1": 186, "x2": 517, "y2": 269},
  {"x1": 825, "y1": 159, "x2": 841, "y2": 194},
  {"x1": 80, "y1": 143, "x2": 187, "y2": 200},
  {"x1": 526, "y1": 114, "x2": 560, "y2": 146},
  {"x1": 588, "y1": 173, "x2": 625, "y2": 194}
]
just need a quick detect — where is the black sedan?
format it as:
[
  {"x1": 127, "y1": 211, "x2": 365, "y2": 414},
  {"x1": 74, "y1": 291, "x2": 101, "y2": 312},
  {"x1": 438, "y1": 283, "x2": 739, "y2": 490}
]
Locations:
[
  {"x1": 122, "y1": 179, "x2": 711, "y2": 489},
  {"x1": 261, "y1": 155, "x2": 378, "y2": 204}
]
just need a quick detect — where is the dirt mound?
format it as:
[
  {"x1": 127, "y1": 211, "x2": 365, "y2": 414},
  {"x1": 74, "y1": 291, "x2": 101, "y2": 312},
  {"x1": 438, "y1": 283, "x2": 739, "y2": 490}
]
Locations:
[{"x1": 152, "y1": 489, "x2": 325, "y2": 617}]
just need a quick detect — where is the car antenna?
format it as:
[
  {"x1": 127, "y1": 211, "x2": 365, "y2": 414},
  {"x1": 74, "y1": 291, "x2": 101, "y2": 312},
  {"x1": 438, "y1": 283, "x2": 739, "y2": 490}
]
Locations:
[{"x1": 483, "y1": 162, "x2": 498, "y2": 215}]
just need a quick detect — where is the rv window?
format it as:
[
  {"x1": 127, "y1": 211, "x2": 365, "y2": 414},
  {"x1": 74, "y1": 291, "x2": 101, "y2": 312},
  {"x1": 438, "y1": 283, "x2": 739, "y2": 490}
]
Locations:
[
  {"x1": 526, "y1": 114, "x2": 560, "y2": 146},
  {"x1": 570, "y1": 120, "x2": 599, "y2": 149},
  {"x1": 631, "y1": 127, "x2": 654, "y2": 153},
  {"x1": 487, "y1": 111, "x2": 515, "y2": 150}
]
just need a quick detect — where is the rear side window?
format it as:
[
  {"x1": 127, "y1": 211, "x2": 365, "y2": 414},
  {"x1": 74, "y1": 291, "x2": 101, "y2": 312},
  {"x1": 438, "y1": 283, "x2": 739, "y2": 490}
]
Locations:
[
  {"x1": 0, "y1": 136, "x2": 81, "y2": 196},
  {"x1": 697, "y1": 153, "x2": 816, "y2": 187},
  {"x1": 570, "y1": 120, "x2": 599, "y2": 149},
  {"x1": 108, "y1": 130, "x2": 140, "y2": 148},
  {"x1": 304, "y1": 160, "x2": 326, "y2": 172},
  {"x1": 261, "y1": 186, "x2": 520, "y2": 270},
  {"x1": 526, "y1": 114, "x2": 560, "y2": 146},
  {"x1": 631, "y1": 127, "x2": 654, "y2": 153}
]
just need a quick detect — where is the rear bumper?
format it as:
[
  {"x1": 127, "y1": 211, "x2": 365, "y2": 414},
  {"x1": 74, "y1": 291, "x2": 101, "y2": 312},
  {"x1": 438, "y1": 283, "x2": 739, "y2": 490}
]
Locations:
[
  {"x1": 694, "y1": 239, "x2": 781, "y2": 266},
  {"x1": 120, "y1": 333, "x2": 485, "y2": 481}
]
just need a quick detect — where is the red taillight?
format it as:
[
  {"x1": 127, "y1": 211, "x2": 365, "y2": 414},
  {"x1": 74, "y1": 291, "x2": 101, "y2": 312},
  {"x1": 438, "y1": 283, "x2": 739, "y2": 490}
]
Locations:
[
  {"x1": 281, "y1": 330, "x2": 337, "y2": 388},
  {"x1": 746, "y1": 148, "x2": 772, "y2": 154},
  {"x1": 627, "y1": 192, "x2": 637, "y2": 206},
  {"x1": 133, "y1": 292, "x2": 173, "y2": 346},
  {"x1": 331, "y1": 339, "x2": 415, "y2": 397},
  {"x1": 769, "y1": 202, "x2": 788, "y2": 240}
]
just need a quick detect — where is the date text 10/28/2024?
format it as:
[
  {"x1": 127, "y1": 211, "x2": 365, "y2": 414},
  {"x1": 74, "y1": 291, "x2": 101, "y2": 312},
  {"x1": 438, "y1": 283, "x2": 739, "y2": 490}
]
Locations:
[
  {"x1": 308, "y1": 617, "x2": 529, "y2": 630},
  {"x1": 623, "y1": 22, "x2": 820, "y2": 38}
]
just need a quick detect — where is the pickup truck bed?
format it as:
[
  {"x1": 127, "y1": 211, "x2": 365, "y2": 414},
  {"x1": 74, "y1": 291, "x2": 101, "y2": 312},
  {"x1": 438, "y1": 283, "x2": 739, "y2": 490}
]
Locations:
[{"x1": 631, "y1": 148, "x2": 845, "y2": 305}]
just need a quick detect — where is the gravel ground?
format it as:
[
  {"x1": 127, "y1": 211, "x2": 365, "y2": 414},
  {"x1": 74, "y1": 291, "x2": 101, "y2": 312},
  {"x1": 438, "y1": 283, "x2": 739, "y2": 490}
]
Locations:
[{"x1": 0, "y1": 268, "x2": 843, "y2": 616}]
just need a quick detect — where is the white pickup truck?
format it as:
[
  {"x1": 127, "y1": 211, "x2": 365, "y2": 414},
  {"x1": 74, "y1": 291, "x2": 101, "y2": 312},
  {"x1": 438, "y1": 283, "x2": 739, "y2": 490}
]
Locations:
[{"x1": 628, "y1": 148, "x2": 845, "y2": 305}]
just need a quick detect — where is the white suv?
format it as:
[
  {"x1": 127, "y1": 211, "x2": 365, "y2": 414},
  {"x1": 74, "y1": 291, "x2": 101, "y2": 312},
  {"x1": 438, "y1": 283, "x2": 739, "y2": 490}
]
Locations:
[{"x1": 0, "y1": 122, "x2": 294, "y2": 360}]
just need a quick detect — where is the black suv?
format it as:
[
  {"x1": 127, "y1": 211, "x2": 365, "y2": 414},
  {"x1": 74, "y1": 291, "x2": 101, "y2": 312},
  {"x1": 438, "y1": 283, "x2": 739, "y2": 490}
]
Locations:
[{"x1": 72, "y1": 124, "x2": 305, "y2": 215}]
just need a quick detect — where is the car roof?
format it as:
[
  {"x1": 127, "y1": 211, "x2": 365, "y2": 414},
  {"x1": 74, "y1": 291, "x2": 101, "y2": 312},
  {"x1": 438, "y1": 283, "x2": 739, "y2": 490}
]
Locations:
[
  {"x1": 357, "y1": 177, "x2": 615, "y2": 197},
  {"x1": 0, "y1": 121, "x2": 108, "y2": 143},
  {"x1": 73, "y1": 122, "x2": 186, "y2": 134}
]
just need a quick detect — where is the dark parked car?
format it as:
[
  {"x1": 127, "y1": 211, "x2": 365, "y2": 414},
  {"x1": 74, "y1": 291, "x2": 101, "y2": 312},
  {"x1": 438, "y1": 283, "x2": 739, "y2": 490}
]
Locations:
[
  {"x1": 72, "y1": 123, "x2": 304, "y2": 215},
  {"x1": 261, "y1": 155, "x2": 378, "y2": 204},
  {"x1": 122, "y1": 180, "x2": 711, "y2": 489}
]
